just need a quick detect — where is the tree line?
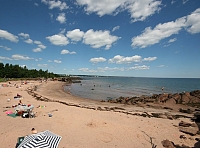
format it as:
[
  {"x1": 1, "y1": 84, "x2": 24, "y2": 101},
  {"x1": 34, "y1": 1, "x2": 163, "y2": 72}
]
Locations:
[{"x1": 0, "y1": 63, "x2": 59, "y2": 79}]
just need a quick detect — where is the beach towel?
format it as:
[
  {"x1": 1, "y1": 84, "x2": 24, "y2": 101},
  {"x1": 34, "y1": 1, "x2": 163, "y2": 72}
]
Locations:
[
  {"x1": 7, "y1": 113, "x2": 18, "y2": 118},
  {"x1": 17, "y1": 136, "x2": 25, "y2": 144},
  {"x1": 5, "y1": 110, "x2": 13, "y2": 115}
]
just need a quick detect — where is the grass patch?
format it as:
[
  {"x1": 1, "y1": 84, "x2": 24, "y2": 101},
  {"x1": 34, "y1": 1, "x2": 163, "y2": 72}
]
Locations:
[{"x1": 0, "y1": 78, "x2": 6, "y2": 82}]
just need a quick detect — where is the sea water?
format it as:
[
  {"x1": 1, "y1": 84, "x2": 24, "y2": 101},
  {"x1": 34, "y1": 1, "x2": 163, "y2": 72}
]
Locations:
[{"x1": 64, "y1": 77, "x2": 200, "y2": 101}]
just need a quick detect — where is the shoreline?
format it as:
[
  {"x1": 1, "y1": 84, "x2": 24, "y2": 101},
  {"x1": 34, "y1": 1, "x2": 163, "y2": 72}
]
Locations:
[
  {"x1": 0, "y1": 80, "x2": 200, "y2": 148},
  {"x1": 34, "y1": 81, "x2": 199, "y2": 114}
]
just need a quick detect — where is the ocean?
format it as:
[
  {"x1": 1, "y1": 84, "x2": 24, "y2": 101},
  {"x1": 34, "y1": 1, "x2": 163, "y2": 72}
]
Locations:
[{"x1": 64, "y1": 76, "x2": 200, "y2": 101}]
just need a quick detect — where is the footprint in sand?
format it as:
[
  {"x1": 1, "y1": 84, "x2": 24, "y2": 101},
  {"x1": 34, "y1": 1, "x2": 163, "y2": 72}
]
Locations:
[
  {"x1": 86, "y1": 121, "x2": 112, "y2": 143},
  {"x1": 86, "y1": 122, "x2": 97, "y2": 128},
  {"x1": 98, "y1": 132, "x2": 113, "y2": 143}
]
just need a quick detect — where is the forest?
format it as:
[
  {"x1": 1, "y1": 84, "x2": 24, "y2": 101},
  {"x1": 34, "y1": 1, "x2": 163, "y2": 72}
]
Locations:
[{"x1": 0, "y1": 63, "x2": 59, "y2": 79}]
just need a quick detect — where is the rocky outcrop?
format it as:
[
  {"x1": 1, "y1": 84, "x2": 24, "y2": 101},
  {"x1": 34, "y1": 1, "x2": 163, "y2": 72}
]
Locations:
[
  {"x1": 179, "y1": 122, "x2": 199, "y2": 136},
  {"x1": 107, "y1": 90, "x2": 200, "y2": 107},
  {"x1": 192, "y1": 112, "x2": 200, "y2": 135},
  {"x1": 161, "y1": 139, "x2": 175, "y2": 148},
  {"x1": 161, "y1": 139, "x2": 191, "y2": 148}
]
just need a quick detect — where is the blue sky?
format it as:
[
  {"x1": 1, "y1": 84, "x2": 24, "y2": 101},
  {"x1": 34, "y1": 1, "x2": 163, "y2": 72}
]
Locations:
[{"x1": 0, "y1": 0, "x2": 200, "y2": 78}]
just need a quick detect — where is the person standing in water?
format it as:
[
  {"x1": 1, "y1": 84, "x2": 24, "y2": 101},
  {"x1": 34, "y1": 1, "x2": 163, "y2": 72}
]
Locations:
[{"x1": 161, "y1": 87, "x2": 164, "y2": 93}]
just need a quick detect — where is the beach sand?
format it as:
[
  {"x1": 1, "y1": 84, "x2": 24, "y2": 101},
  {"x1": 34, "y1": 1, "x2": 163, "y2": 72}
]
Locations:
[{"x1": 0, "y1": 80, "x2": 198, "y2": 148}]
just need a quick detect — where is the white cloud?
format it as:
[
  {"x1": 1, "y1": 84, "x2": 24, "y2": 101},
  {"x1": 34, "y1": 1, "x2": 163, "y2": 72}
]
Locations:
[
  {"x1": 76, "y1": 0, "x2": 127, "y2": 16},
  {"x1": 90, "y1": 57, "x2": 107, "y2": 63},
  {"x1": 163, "y1": 44, "x2": 170, "y2": 47},
  {"x1": 12, "y1": 54, "x2": 32, "y2": 60},
  {"x1": 61, "y1": 49, "x2": 76, "y2": 54},
  {"x1": 108, "y1": 55, "x2": 142, "y2": 64},
  {"x1": 33, "y1": 48, "x2": 42, "y2": 52},
  {"x1": 35, "y1": 58, "x2": 42, "y2": 61},
  {"x1": 0, "y1": 56, "x2": 12, "y2": 60},
  {"x1": 41, "y1": 0, "x2": 68, "y2": 10},
  {"x1": 54, "y1": 60, "x2": 62, "y2": 63},
  {"x1": 143, "y1": 57, "x2": 157, "y2": 61},
  {"x1": 33, "y1": 40, "x2": 46, "y2": 49},
  {"x1": 59, "y1": 29, "x2": 66, "y2": 34},
  {"x1": 34, "y1": 3, "x2": 39, "y2": 6},
  {"x1": 131, "y1": 17, "x2": 186, "y2": 48},
  {"x1": 48, "y1": 60, "x2": 52, "y2": 62},
  {"x1": 0, "y1": 45, "x2": 11, "y2": 50},
  {"x1": 46, "y1": 34, "x2": 69, "y2": 46},
  {"x1": 97, "y1": 67, "x2": 124, "y2": 72},
  {"x1": 168, "y1": 38, "x2": 177, "y2": 43},
  {"x1": 131, "y1": 8, "x2": 200, "y2": 48},
  {"x1": 18, "y1": 33, "x2": 30, "y2": 39},
  {"x1": 24, "y1": 38, "x2": 33, "y2": 44},
  {"x1": 129, "y1": 65, "x2": 150, "y2": 70},
  {"x1": 83, "y1": 29, "x2": 120, "y2": 50},
  {"x1": 76, "y1": 0, "x2": 161, "y2": 22},
  {"x1": 56, "y1": 13, "x2": 66, "y2": 24},
  {"x1": 112, "y1": 26, "x2": 120, "y2": 32},
  {"x1": 158, "y1": 65, "x2": 164, "y2": 67},
  {"x1": 34, "y1": 40, "x2": 42, "y2": 44},
  {"x1": 171, "y1": 0, "x2": 176, "y2": 4},
  {"x1": 38, "y1": 44, "x2": 46, "y2": 49},
  {"x1": 78, "y1": 68, "x2": 97, "y2": 73},
  {"x1": 127, "y1": 0, "x2": 162, "y2": 22},
  {"x1": 185, "y1": 8, "x2": 200, "y2": 34},
  {"x1": 20, "y1": 65, "x2": 27, "y2": 68},
  {"x1": 49, "y1": 13, "x2": 53, "y2": 20},
  {"x1": 79, "y1": 65, "x2": 150, "y2": 73},
  {"x1": 79, "y1": 66, "x2": 125, "y2": 73},
  {"x1": 37, "y1": 64, "x2": 48, "y2": 67},
  {"x1": 0, "y1": 29, "x2": 18, "y2": 42},
  {"x1": 183, "y1": 0, "x2": 189, "y2": 4},
  {"x1": 66, "y1": 29, "x2": 84, "y2": 42}
]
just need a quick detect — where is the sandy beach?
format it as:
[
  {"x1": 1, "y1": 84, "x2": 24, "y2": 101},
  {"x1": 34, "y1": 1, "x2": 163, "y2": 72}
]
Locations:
[{"x1": 0, "y1": 80, "x2": 199, "y2": 148}]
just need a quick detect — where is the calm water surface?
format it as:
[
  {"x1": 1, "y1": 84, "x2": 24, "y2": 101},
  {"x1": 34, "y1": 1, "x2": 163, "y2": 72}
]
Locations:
[{"x1": 64, "y1": 77, "x2": 200, "y2": 101}]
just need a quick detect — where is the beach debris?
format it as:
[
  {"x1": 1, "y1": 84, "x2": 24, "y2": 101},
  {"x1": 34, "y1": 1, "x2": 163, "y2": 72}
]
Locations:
[
  {"x1": 37, "y1": 105, "x2": 46, "y2": 108},
  {"x1": 46, "y1": 109, "x2": 58, "y2": 117},
  {"x1": 48, "y1": 113, "x2": 53, "y2": 117}
]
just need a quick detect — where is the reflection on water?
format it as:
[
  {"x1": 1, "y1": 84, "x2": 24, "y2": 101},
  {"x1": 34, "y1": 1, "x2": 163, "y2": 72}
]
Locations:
[{"x1": 64, "y1": 77, "x2": 200, "y2": 101}]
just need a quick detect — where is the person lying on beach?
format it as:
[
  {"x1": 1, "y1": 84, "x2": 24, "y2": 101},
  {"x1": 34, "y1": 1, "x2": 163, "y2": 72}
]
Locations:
[
  {"x1": 17, "y1": 93, "x2": 22, "y2": 97},
  {"x1": 18, "y1": 100, "x2": 23, "y2": 105}
]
